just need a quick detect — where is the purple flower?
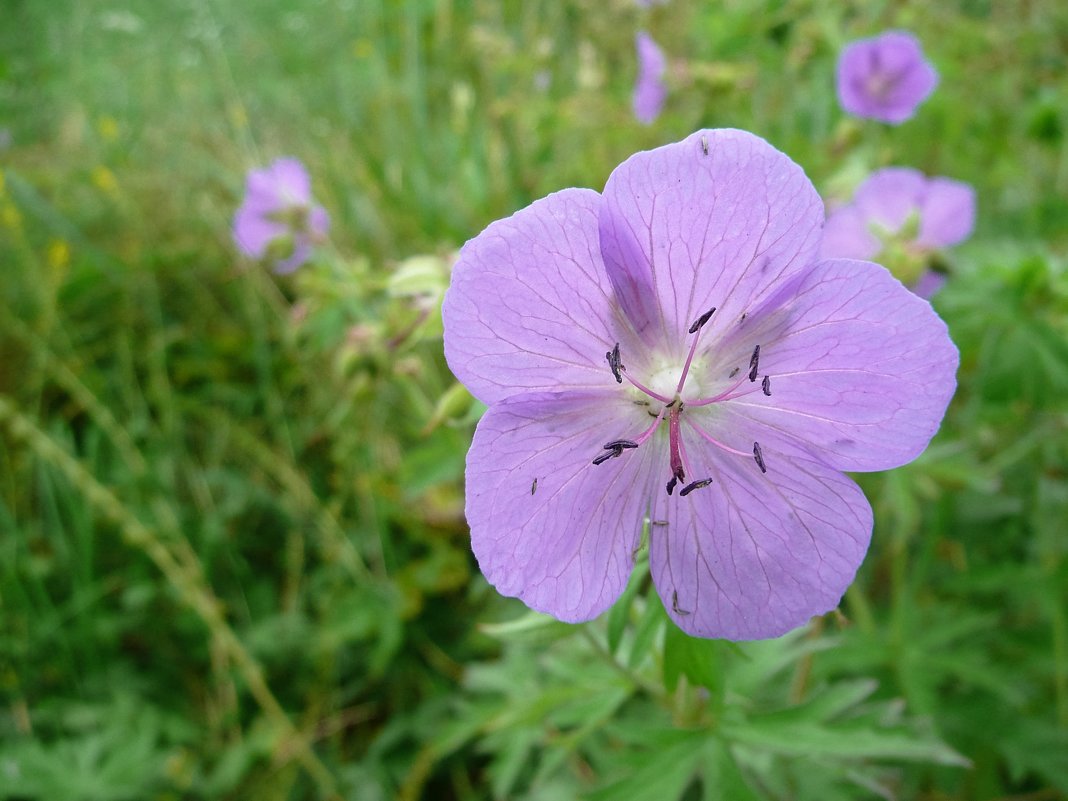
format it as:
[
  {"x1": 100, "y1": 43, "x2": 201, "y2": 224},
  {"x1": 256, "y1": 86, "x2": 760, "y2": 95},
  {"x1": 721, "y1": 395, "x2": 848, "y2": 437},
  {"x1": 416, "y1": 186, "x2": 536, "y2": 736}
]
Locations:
[
  {"x1": 633, "y1": 32, "x2": 667, "y2": 125},
  {"x1": 442, "y1": 129, "x2": 958, "y2": 641},
  {"x1": 837, "y1": 31, "x2": 938, "y2": 124},
  {"x1": 233, "y1": 157, "x2": 329, "y2": 274},
  {"x1": 822, "y1": 167, "x2": 976, "y2": 296}
]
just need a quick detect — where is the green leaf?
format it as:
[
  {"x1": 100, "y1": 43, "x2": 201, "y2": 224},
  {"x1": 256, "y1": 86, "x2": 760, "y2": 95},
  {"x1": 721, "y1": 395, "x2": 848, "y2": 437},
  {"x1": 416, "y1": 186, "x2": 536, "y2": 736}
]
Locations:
[
  {"x1": 606, "y1": 557, "x2": 648, "y2": 656},
  {"x1": 663, "y1": 624, "x2": 723, "y2": 693},
  {"x1": 722, "y1": 719, "x2": 969, "y2": 766},
  {"x1": 701, "y1": 739, "x2": 763, "y2": 801},
  {"x1": 479, "y1": 610, "x2": 577, "y2": 646},
  {"x1": 626, "y1": 593, "x2": 666, "y2": 670},
  {"x1": 585, "y1": 731, "x2": 707, "y2": 801}
]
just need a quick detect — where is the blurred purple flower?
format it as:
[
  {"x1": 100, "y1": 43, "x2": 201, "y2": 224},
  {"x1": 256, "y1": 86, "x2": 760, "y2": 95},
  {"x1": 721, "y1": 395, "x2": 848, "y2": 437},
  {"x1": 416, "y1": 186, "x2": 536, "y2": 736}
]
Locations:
[
  {"x1": 633, "y1": 31, "x2": 666, "y2": 125},
  {"x1": 233, "y1": 157, "x2": 329, "y2": 274},
  {"x1": 443, "y1": 129, "x2": 958, "y2": 640},
  {"x1": 822, "y1": 167, "x2": 976, "y2": 296},
  {"x1": 837, "y1": 31, "x2": 937, "y2": 124}
]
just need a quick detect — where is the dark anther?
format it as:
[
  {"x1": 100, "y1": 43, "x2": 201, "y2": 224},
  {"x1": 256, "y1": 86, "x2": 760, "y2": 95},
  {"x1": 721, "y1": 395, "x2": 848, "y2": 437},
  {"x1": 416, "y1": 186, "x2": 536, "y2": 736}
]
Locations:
[
  {"x1": 748, "y1": 344, "x2": 761, "y2": 382},
  {"x1": 593, "y1": 447, "x2": 622, "y2": 465},
  {"x1": 688, "y1": 306, "x2": 717, "y2": 334},
  {"x1": 606, "y1": 342, "x2": 624, "y2": 384},
  {"x1": 753, "y1": 441, "x2": 767, "y2": 474},
  {"x1": 665, "y1": 399, "x2": 678, "y2": 409},
  {"x1": 740, "y1": 312, "x2": 747, "y2": 323},
  {"x1": 666, "y1": 475, "x2": 679, "y2": 495},
  {"x1": 672, "y1": 590, "x2": 691, "y2": 616},
  {"x1": 761, "y1": 375, "x2": 771, "y2": 396},
  {"x1": 729, "y1": 366, "x2": 740, "y2": 378},
  {"x1": 679, "y1": 478, "x2": 713, "y2": 497},
  {"x1": 531, "y1": 478, "x2": 538, "y2": 495},
  {"x1": 604, "y1": 439, "x2": 639, "y2": 450},
  {"x1": 651, "y1": 520, "x2": 669, "y2": 527},
  {"x1": 700, "y1": 135, "x2": 708, "y2": 155}
]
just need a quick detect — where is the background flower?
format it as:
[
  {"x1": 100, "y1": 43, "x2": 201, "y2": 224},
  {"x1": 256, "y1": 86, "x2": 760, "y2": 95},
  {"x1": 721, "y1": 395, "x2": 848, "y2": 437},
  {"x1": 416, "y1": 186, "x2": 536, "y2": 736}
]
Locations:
[
  {"x1": 443, "y1": 130, "x2": 958, "y2": 641},
  {"x1": 837, "y1": 31, "x2": 938, "y2": 124},
  {"x1": 632, "y1": 31, "x2": 667, "y2": 125},
  {"x1": 233, "y1": 157, "x2": 329, "y2": 273},
  {"x1": 822, "y1": 167, "x2": 976, "y2": 294}
]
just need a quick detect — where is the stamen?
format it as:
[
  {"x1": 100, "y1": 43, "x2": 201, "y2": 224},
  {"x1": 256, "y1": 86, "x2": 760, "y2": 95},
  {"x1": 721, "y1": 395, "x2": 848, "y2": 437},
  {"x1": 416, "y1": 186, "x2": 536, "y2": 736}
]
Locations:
[
  {"x1": 672, "y1": 590, "x2": 690, "y2": 616},
  {"x1": 592, "y1": 449, "x2": 620, "y2": 466},
  {"x1": 748, "y1": 345, "x2": 760, "y2": 382},
  {"x1": 679, "y1": 478, "x2": 713, "y2": 497},
  {"x1": 753, "y1": 441, "x2": 767, "y2": 474},
  {"x1": 729, "y1": 367, "x2": 740, "y2": 378},
  {"x1": 651, "y1": 520, "x2": 669, "y2": 527},
  {"x1": 687, "y1": 306, "x2": 716, "y2": 334},
  {"x1": 687, "y1": 419, "x2": 752, "y2": 458},
  {"x1": 623, "y1": 371, "x2": 674, "y2": 404},
  {"x1": 606, "y1": 342, "x2": 624, "y2": 384},
  {"x1": 666, "y1": 475, "x2": 679, "y2": 495},
  {"x1": 677, "y1": 302, "x2": 718, "y2": 394},
  {"x1": 685, "y1": 371, "x2": 756, "y2": 407},
  {"x1": 531, "y1": 478, "x2": 538, "y2": 495},
  {"x1": 762, "y1": 375, "x2": 771, "y2": 396},
  {"x1": 604, "y1": 439, "x2": 639, "y2": 450},
  {"x1": 700, "y1": 135, "x2": 708, "y2": 156},
  {"x1": 633, "y1": 405, "x2": 668, "y2": 445}
]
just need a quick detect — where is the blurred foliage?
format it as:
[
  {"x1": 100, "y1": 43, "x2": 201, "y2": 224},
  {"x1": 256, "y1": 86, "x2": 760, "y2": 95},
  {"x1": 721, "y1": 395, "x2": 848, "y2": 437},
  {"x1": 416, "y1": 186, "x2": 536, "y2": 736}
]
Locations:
[{"x1": 1, "y1": 0, "x2": 1067, "y2": 799}]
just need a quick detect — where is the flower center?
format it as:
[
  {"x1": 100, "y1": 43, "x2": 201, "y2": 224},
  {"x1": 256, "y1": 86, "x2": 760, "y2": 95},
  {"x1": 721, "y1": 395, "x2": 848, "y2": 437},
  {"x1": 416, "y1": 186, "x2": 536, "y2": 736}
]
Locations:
[{"x1": 593, "y1": 303, "x2": 774, "y2": 495}]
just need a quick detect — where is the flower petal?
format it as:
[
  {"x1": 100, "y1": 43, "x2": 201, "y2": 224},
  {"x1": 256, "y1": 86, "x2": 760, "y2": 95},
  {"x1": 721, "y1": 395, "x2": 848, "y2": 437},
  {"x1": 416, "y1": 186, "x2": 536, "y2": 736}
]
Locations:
[
  {"x1": 233, "y1": 203, "x2": 285, "y2": 258},
  {"x1": 710, "y1": 258, "x2": 958, "y2": 472},
  {"x1": 309, "y1": 205, "x2": 331, "y2": 238},
  {"x1": 633, "y1": 31, "x2": 667, "y2": 125},
  {"x1": 443, "y1": 189, "x2": 631, "y2": 405},
  {"x1": 259, "y1": 157, "x2": 313, "y2": 205},
  {"x1": 918, "y1": 177, "x2": 976, "y2": 249},
  {"x1": 912, "y1": 270, "x2": 947, "y2": 299},
  {"x1": 837, "y1": 32, "x2": 937, "y2": 124},
  {"x1": 820, "y1": 204, "x2": 880, "y2": 261},
  {"x1": 274, "y1": 240, "x2": 312, "y2": 274},
  {"x1": 852, "y1": 167, "x2": 925, "y2": 233},
  {"x1": 466, "y1": 392, "x2": 662, "y2": 622},
  {"x1": 649, "y1": 449, "x2": 871, "y2": 640},
  {"x1": 598, "y1": 129, "x2": 823, "y2": 351}
]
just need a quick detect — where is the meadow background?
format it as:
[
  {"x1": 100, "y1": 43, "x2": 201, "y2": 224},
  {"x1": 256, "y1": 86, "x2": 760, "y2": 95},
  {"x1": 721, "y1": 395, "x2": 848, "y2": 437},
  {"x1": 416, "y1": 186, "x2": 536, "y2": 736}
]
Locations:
[{"x1": 1, "y1": 1, "x2": 1067, "y2": 799}]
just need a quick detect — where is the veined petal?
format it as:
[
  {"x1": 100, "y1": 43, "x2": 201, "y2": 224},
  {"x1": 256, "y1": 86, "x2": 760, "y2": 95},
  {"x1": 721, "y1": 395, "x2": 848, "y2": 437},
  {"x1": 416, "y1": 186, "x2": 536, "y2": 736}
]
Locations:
[
  {"x1": 649, "y1": 449, "x2": 871, "y2": 641},
  {"x1": 443, "y1": 189, "x2": 632, "y2": 405},
  {"x1": 598, "y1": 129, "x2": 823, "y2": 353},
  {"x1": 715, "y1": 258, "x2": 958, "y2": 472},
  {"x1": 466, "y1": 392, "x2": 663, "y2": 622}
]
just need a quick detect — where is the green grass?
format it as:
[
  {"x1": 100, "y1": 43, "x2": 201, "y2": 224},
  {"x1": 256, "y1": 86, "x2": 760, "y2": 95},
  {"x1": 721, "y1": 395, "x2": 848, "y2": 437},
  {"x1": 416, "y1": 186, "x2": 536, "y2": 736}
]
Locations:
[{"x1": 1, "y1": 1, "x2": 1067, "y2": 799}]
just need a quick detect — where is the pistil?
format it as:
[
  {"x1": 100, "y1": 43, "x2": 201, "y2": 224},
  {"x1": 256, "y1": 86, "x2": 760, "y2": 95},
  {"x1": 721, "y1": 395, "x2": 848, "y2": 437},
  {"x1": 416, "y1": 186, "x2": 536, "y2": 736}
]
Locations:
[{"x1": 668, "y1": 402, "x2": 687, "y2": 485}]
